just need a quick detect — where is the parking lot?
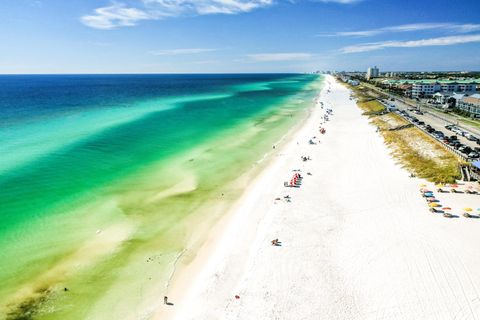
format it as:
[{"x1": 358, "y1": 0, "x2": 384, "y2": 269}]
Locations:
[{"x1": 380, "y1": 99, "x2": 480, "y2": 161}]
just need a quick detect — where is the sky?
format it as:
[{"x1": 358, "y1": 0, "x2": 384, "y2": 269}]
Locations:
[{"x1": 1, "y1": 0, "x2": 479, "y2": 73}]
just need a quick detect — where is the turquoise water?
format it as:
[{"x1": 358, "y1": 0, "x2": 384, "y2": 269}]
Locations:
[{"x1": 0, "y1": 74, "x2": 321, "y2": 319}]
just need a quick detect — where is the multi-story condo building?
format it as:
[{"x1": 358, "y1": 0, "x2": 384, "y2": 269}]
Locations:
[
  {"x1": 412, "y1": 83, "x2": 440, "y2": 97},
  {"x1": 366, "y1": 66, "x2": 379, "y2": 80},
  {"x1": 457, "y1": 94, "x2": 480, "y2": 118},
  {"x1": 411, "y1": 81, "x2": 477, "y2": 98}
]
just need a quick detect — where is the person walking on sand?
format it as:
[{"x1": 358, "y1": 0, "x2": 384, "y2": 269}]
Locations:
[{"x1": 164, "y1": 296, "x2": 168, "y2": 305}]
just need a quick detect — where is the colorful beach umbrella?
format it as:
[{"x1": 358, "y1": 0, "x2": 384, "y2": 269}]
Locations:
[
  {"x1": 442, "y1": 207, "x2": 452, "y2": 211},
  {"x1": 420, "y1": 184, "x2": 427, "y2": 187},
  {"x1": 429, "y1": 203, "x2": 440, "y2": 207},
  {"x1": 464, "y1": 208, "x2": 473, "y2": 212}
]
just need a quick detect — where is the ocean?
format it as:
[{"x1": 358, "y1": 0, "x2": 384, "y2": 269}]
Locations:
[{"x1": 0, "y1": 73, "x2": 321, "y2": 319}]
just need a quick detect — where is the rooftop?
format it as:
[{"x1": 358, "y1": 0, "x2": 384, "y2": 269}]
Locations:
[{"x1": 462, "y1": 94, "x2": 480, "y2": 105}]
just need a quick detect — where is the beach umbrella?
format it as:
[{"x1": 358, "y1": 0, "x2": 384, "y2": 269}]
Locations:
[
  {"x1": 420, "y1": 184, "x2": 427, "y2": 187},
  {"x1": 442, "y1": 207, "x2": 451, "y2": 211},
  {"x1": 464, "y1": 208, "x2": 473, "y2": 212},
  {"x1": 429, "y1": 203, "x2": 439, "y2": 207},
  {"x1": 435, "y1": 183, "x2": 445, "y2": 187},
  {"x1": 451, "y1": 184, "x2": 458, "y2": 188}
]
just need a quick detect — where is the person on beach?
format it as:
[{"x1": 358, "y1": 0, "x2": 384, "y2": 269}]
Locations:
[{"x1": 164, "y1": 296, "x2": 168, "y2": 305}]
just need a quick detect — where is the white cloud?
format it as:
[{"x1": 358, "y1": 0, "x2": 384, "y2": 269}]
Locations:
[
  {"x1": 81, "y1": 0, "x2": 274, "y2": 29},
  {"x1": 80, "y1": 3, "x2": 153, "y2": 29},
  {"x1": 247, "y1": 53, "x2": 313, "y2": 61},
  {"x1": 341, "y1": 34, "x2": 480, "y2": 53},
  {"x1": 149, "y1": 48, "x2": 218, "y2": 55},
  {"x1": 325, "y1": 22, "x2": 480, "y2": 37}
]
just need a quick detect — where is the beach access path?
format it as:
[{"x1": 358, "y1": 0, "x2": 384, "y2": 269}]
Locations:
[{"x1": 160, "y1": 76, "x2": 480, "y2": 320}]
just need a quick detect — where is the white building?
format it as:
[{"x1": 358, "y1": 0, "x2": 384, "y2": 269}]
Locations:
[
  {"x1": 457, "y1": 94, "x2": 480, "y2": 118},
  {"x1": 412, "y1": 81, "x2": 477, "y2": 98},
  {"x1": 366, "y1": 66, "x2": 379, "y2": 80},
  {"x1": 412, "y1": 83, "x2": 441, "y2": 98}
]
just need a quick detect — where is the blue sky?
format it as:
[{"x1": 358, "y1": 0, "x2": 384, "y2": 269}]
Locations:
[{"x1": 1, "y1": 0, "x2": 480, "y2": 73}]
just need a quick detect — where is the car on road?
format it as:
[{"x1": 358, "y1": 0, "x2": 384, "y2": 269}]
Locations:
[
  {"x1": 445, "y1": 125, "x2": 454, "y2": 130},
  {"x1": 468, "y1": 152, "x2": 480, "y2": 159}
]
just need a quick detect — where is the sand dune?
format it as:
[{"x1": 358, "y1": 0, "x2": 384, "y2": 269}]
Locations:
[{"x1": 160, "y1": 76, "x2": 480, "y2": 320}]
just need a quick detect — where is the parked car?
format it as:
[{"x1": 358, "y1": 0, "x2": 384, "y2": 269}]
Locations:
[
  {"x1": 445, "y1": 125, "x2": 454, "y2": 130},
  {"x1": 452, "y1": 128, "x2": 463, "y2": 135},
  {"x1": 465, "y1": 133, "x2": 478, "y2": 141},
  {"x1": 417, "y1": 121, "x2": 425, "y2": 126},
  {"x1": 468, "y1": 152, "x2": 480, "y2": 159},
  {"x1": 458, "y1": 146, "x2": 472, "y2": 154},
  {"x1": 450, "y1": 135, "x2": 458, "y2": 140}
]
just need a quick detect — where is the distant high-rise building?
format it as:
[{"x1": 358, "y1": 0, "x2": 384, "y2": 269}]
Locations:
[{"x1": 366, "y1": 66, "x2": 379, "y2": 80}]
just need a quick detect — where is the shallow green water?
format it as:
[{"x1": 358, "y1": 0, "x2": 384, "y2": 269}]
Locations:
[{"x1": 0, "y1": 74, "x2": 322, "y2": 319}]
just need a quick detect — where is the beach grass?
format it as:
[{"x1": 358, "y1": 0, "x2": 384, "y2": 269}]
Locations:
[
  {"x1": 358, "y1": 100, "x2": 385, "y2": 114},
  {"x1": 343, "y1": 81, "x2": 462, "y2": 183},
  {"x1": 374, "y1": 114, "x2": 462, "y2": 183}
]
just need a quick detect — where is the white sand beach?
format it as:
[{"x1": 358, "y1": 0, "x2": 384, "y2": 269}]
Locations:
[{"x1": 159, "y1": 75, "x2": 480, "y2": 320}]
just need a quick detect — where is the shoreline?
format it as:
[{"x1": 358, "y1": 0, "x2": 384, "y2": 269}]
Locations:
[
  {"x1": 153, "y1": 78, "x2": 326, "y2": 319},
  {"x1": 157, "y1": 75, "x2": 480, "y2": 319},
  {"x1": 153, "y1": 76, "x2": 329, "y2": 320}
]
